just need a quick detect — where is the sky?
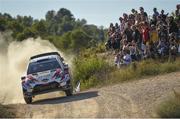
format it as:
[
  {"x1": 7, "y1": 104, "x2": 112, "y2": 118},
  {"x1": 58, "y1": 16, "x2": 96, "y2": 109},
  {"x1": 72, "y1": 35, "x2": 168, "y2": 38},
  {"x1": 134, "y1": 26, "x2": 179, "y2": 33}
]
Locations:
[{"x1": 0, "y1": 0, "x2": 179, "y2": 28}]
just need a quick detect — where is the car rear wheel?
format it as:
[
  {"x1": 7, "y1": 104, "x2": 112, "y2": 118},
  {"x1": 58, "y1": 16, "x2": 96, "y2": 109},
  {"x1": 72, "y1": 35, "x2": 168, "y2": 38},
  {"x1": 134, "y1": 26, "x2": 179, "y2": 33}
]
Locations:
[{"x1": 24, "y1": 96, "x2": 32, "y2": 104}]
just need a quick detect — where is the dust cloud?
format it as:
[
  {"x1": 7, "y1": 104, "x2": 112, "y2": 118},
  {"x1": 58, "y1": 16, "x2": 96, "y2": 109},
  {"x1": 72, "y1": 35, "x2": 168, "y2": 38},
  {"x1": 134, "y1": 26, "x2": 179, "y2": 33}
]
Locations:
[{"x1": 0, "y1": 32, "x2": 72, "y2": 104}]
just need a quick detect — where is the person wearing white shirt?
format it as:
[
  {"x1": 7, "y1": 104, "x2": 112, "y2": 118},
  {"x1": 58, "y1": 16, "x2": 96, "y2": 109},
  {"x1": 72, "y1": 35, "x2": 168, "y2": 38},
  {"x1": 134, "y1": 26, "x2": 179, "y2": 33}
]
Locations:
[{"x1": 123, "y1": 50, "x2": 132, "y2": 65}]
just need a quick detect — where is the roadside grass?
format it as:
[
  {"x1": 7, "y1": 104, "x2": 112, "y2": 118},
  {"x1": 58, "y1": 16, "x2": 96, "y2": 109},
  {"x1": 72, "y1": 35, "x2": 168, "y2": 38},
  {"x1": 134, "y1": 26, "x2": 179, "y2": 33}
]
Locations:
[
  {"x1": 156, "y1": 90, "x2": 180, "y2": 118},
  {"x1": 73, "y1": 55, "x2": 180, "y2": 90},
  {"x1": 110, "y1": 59, "x2": 180, "y2": 83}
]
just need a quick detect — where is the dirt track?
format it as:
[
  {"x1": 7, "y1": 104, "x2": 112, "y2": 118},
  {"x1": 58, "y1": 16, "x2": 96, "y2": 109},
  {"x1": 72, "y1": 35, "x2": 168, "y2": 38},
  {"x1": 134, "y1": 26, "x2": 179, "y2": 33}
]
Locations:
[{"x1": 9, "y1": 72, "x2": 180, "y2": 118}]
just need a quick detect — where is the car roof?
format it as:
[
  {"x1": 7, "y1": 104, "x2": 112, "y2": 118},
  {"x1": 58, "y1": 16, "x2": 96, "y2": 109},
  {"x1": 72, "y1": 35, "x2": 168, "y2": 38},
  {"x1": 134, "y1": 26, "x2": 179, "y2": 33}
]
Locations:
[
  {"x1": 29, "y1": 55, "x2": 59, "y2": 63},
  {"x1": 30, "y1": 52, "x2": 60, "y2": 60}
]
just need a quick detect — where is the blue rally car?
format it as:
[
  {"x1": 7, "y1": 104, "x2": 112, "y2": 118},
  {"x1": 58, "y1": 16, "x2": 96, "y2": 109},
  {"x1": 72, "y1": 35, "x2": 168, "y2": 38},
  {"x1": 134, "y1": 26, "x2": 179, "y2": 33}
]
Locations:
[{"x1": 21, "y1": 52, "x2": 73, "y2": 104}]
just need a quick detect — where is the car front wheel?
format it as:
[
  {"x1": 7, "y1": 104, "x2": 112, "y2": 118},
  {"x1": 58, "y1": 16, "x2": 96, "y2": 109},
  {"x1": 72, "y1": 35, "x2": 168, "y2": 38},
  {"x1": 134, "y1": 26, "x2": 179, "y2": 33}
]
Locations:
[
  {"x1": 24, "y1": 96, "x2": 32, "y2": 104},
  {"x1": 65, "y1": 86, "x2": 73, "y2": 96}
]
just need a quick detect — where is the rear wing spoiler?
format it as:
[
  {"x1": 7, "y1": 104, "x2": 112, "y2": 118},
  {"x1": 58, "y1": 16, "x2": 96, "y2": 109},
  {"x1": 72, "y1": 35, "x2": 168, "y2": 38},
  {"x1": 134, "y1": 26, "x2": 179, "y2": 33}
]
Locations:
[{"x1": 30, "y1": 52, "x2": 61, "y2": 60}]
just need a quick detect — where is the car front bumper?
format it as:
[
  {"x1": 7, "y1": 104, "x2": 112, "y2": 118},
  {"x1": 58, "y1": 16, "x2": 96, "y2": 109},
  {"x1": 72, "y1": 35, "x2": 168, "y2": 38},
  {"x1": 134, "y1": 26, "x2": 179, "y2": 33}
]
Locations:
[{"x1": 23, "y1": 81, "x2": 72, "y2": 97}]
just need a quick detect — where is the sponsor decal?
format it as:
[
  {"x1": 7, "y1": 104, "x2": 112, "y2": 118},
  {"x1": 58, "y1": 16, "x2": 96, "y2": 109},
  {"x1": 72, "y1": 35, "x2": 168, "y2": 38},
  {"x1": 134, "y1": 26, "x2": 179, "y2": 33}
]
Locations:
[{"x1": 52, "y1": 68, "x2": 63, "y2": 80}]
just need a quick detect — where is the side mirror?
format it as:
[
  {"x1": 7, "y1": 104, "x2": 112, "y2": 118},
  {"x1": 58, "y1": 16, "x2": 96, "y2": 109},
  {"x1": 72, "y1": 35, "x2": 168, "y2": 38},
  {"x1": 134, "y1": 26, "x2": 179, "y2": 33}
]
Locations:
[{"x1": 21, "y1": 76, "x2": 26, "y2": 80}]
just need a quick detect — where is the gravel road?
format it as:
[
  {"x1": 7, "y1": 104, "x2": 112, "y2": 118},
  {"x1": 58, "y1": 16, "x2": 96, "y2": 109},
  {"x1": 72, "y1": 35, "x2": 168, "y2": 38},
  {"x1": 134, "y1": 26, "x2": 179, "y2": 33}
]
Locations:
[{"x1": 9, "y1": 72, "x2": 180, "y2": 118}]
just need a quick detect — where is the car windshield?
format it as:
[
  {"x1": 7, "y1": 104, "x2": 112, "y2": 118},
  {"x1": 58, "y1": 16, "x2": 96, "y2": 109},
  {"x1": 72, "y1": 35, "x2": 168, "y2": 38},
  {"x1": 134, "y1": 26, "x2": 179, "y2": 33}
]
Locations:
[{"x1": 27, "y1": 58, "x2": 61, "y2": 74}]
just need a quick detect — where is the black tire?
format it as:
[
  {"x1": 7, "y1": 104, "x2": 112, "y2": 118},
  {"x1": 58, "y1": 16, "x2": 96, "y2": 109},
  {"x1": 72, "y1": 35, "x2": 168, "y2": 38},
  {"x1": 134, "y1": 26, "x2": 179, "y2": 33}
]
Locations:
[
  {"x1": 24, "y1": 96, "x2": 32, "y2": 104},
  {"x1": 65, "y1": 86, "x2": 73, "y2": 96}
]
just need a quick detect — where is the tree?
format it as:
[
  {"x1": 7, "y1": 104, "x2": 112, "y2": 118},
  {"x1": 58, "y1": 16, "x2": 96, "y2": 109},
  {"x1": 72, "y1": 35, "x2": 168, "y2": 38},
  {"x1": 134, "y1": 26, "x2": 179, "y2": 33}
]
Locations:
[
  {"x1": 56, "y1": 8, "x2": 74, "y2": 22},
  {"x1": 8, "y1": 21, "x2": 23, "y2": 32},
  {"x1": 16, "y1": 28, "x2": 36, "y2": 41},
  {"x1": 3, "y1": 13, "x2": 12, "y2": 20},
  {"x1": 60, "y1": 32, "x2": 72, "y2": 49},
  {"x1": 21, "y1": 16, "x2": 33, "y2": 27},
  {"x1": 75, "y1": 19, "x2": 87, "y2": 28},
  {"x1": 32, "y1": 20, "x2": 47, "y2": 36},
  {"x1": 70, "y1": 29, "x2": 91, "y2": 52},
  {"x1": 0, "y1": 19, "x2": 7, "y2": 31},
  {"x1": 0, "y1": 7, "x2": 106, "y2": 52},
  {"x1": 45, "y1": 10, "x2": 56, "y2": 22}
]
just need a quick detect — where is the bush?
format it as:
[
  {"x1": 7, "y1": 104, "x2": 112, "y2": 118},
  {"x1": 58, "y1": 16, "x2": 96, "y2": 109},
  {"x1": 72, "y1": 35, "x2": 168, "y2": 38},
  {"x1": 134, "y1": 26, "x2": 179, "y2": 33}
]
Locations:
[
  {"x1": 72, "y1": 54, "x2": 111, "y2": 90},
  {"x1": 94, "y1": 43, "x2": 106, "y2": 53},
  {"x1": 156, "y1": 97, "x2": 180, "y2": 118}
]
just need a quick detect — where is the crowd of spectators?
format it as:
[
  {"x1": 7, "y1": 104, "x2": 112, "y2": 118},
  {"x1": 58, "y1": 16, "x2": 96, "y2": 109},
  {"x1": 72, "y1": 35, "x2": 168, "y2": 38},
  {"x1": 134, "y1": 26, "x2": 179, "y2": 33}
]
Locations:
[{"x1": 106, "y1": 5, "x2": 180, "y2": 67}]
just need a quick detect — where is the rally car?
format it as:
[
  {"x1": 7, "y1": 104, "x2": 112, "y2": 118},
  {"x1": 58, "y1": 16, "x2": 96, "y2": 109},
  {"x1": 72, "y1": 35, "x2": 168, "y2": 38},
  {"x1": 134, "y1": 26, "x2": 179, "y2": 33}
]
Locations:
[{"x1": 21, "y1": 52, "x2": 73, "y2": 104}]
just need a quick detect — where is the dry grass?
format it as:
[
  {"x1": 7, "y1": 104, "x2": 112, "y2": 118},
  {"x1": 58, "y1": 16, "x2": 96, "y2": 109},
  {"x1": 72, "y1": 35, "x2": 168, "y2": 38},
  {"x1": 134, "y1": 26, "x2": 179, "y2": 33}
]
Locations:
[
  {"x1": 156, "y1": 89, "x2": 180, "y2": 118},
  {"x1": 76, "y1": 57, "x2": 180, "y2": 90}
]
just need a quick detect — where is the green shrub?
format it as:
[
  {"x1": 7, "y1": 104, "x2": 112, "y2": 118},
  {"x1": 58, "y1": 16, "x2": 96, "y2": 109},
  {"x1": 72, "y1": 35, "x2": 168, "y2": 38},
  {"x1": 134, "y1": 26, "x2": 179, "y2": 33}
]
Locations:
[
  {"x1": 156, "y1": 97, "x2": 180, "y2": 118},
  {"x1": 72, "y1": 54, "x2": 111, "y2": 89},
  {"x1": 94, "y1": 43, "x2": 106, "y2": 53}
]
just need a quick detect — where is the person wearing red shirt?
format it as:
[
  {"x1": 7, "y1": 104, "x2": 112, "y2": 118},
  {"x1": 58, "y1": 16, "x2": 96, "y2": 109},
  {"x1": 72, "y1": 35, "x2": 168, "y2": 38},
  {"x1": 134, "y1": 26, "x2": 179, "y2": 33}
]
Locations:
[{"x1": 141, "y1": 22, "x2": 150, "y2": 44}]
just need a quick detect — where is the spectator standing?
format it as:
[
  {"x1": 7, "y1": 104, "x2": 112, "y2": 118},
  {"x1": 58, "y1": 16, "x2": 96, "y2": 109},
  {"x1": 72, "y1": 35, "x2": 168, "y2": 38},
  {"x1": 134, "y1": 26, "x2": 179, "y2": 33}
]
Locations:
[
  {"x1": 141, "y1": 22, "x2": 150, "y2": 44},
  {"x1": 153, "y1": 8, "x2": 159, "y2": 19},
  {"x1": 119, "y1": 17, "x2": 125, "y2": 34},
  {"x1": 132, "y1": 25, "x2": 142, "y2": 50},
  {"x1": 150, "y1": 25, "x2": 159, "y2": 43},
  {"x1": 150, "y1": 14, "x2": 158, "y2": 26},
  {"x1": 115, "y1": 23, "x2": 120, "y2": 32},
  {"x1": 175, "y1": 4, "x2": 180, "y2": 19},
  {"x1": 159, "y1": 10, "x2": 168, "y2": 23},
  {"x1": 124, "y1": 23, "x2": 133, "y2": 43},
  {"x1": 168, "y1": 16, "x2": 178, "y2": 34},
  {"x1": 139, "y1": 7, "x2": 148, "y2": 22}
]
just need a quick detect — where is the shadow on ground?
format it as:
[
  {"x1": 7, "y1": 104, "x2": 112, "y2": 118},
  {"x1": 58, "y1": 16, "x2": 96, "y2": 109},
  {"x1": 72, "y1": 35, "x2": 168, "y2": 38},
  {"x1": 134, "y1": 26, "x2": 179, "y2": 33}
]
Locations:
[{"x1": 32, "y1": 91, "x2": 99, "y2": 105}]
